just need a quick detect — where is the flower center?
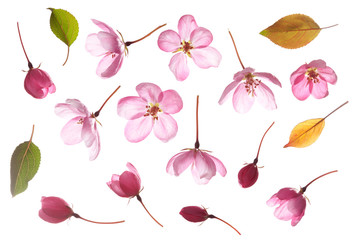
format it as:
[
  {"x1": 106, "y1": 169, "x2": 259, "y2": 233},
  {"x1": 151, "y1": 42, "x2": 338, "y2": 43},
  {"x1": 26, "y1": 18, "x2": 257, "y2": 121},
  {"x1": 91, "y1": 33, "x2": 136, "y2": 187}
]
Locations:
[
  {"x1": 77, "y1": 118, "x2": 84, "y2": 124},
  {"x1": 144, "y1": 103, "x2": 162, "y2": 120},
  {"x1": 243, "y1": 73, "x2": 261, "y2": 96},
  {"x1": 306, "y1": 68, "x2": 319, "y2": 83}
]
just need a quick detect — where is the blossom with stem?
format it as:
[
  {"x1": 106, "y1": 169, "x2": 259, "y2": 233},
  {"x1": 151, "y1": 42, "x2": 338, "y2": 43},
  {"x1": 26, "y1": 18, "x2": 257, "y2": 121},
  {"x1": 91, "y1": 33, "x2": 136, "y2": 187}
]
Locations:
[
  {"x1": 218, "y1": 31, "x2": 281, "y2": 113},
  {"x1": 180, "y1": 206, "x2": 241, "y2": 236},
  {"x1": 17, "y1": 22, "x2": 56, "y2": 99},
  {"x1": 86, "y1": 19, "x2": 166, "y2": 78},
  {"x1": 166, "y1": 96, "x2": 226, "y2": 184},
  {"x1": 107, "y1": 162, "x2": 163, "y2": 227},
  {"x1": 267, "y1": 170, "x2": 338, "y2": 226},
  {"x1": 39, "y1": 196, "x2": 125, "y2": 224},
  {"x1": 238, "y1": 122, "x2": 274, "y2": 188},
  {"x1": 55, "y1": 85, "x2": 120, "y2": 160}
]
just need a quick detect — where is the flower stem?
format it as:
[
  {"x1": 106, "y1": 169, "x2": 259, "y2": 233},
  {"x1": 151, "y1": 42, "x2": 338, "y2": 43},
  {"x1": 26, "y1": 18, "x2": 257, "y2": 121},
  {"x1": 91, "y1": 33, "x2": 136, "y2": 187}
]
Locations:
[
  {"x1": 302, "y1": 170, "x2": 338, "y2": 192},
  {"x1": 73, "y1": 213, "x2": 125, "y2": 224},
  {"x1": 125, "y1": 23, "x2": 167, "y2": 46},
  {"x1": 136, "y1": 195, "x2": 163, "y2": 227},
  {"x1": 323, "y1": 101, "x2": 348, "y2": 120},
  {"x1": 228, "y1": 30, "x2": 244, "y2": 69},
  {"x1": 195, "y1": 95, "x2": 200, "y2": 149},
  {"x1": 210, "y1": 215, "x2": 241, "y2": 235},
  {"x1": 94, "y1": 85, "x2": 121, "y2": 117},
  {"x1": 255, "y1": 122, "x2": 275, "y2": 160},
  {"x1": 17, "y1": 22, "x2": 33, "y2": 69}
]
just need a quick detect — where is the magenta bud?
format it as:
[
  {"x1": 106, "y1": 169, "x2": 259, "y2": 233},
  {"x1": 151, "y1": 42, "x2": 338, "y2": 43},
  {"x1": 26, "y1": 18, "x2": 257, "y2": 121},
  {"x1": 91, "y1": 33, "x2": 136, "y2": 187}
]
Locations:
[
  {"x1": 25, "y1": 68, "x2": 56, "y2": 99},
  {"x1": 39, "y1": 196, "x2": 74, "y2": 223},
  {"x1": 180, "y1": 206, "x2": 210, "y2": 223},
  {"x1": 238, "y1": 163, "x2": 259, "y2": 188}
]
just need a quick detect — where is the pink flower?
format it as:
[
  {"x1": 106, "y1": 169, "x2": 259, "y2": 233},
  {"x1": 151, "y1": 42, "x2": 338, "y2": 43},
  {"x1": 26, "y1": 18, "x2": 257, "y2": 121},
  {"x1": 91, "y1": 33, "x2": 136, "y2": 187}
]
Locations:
[
  {"x1": 55, "y1": 99, "x2": 100, "y2": 161},
  {"x1": 158, "y1": 15, "x2": 222, "y2": 81},
  {"x1": 86, "y1": 19, "x2": 126, "y2": 78},
  {"x1": 107, "y1": 162, "x2": 141, "y2": 198},
  {"x1": 267, "y1": 188, "x2": 306, "y2": 226},
  {"x1": 117, "y1": 82, "x2": 183, "y2": 143},
  {"x1": 219, "y1": 67, "x2": 282, "y2": 113},
  {"x1": 290, "y1": 59, "x2": 337, "y2": 100},
  {"x1": 238, "y1": 162, "x2": 258, "y2": 188},
  {"x1": 39, "y1": 196, "x2": 74, "y2": 224},
  {"x1": 25, "y1": 68, "x2": 56, "y2": 99},
  {"x1": 180, "y1": 206, "x2": 210, "y2": 222}
]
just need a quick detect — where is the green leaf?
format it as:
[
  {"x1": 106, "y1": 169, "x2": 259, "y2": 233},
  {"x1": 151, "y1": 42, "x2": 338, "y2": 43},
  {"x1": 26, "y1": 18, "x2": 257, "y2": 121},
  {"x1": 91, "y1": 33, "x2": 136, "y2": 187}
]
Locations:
[
  {"x1": 48, "y1": 8, "x2": 79, "y2": 65},
  {"x1": 10, "y1": 126, "x2": 41, "y2": 197}
]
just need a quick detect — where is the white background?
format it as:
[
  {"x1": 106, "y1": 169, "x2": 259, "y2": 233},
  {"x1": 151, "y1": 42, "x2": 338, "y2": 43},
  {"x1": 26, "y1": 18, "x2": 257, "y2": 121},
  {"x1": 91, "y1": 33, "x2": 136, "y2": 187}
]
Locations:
[{"x1": 1, "y1": 0, "x2": 355, "y2": 239}]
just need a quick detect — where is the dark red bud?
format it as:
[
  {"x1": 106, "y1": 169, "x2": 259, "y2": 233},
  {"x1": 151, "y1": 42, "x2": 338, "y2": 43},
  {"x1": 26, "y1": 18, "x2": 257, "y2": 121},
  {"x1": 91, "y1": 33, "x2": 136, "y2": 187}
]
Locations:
[
  {"x1": 238, "y1": 163, "x2": 259, "y2": 188},
  {"x1": 180, "y1": 206, "x2": 209, "y2": 223}
]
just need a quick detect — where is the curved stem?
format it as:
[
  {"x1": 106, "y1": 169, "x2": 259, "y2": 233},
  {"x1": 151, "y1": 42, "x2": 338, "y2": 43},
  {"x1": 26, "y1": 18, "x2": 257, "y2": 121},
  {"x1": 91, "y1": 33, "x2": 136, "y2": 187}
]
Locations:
[
  {"x1": 17, "y1": 22, "x2": 33, "y2": 69},
  {"x1": 94, "y1": 85, "x2": 121, "y2": 117},
  {"x1": 213, "y1": 216, "x2": 241, "y2": 235},
  {"x1": 323, "y1": 101, "x2": 348, "y2": 120},
  {"x1": 256, "y1": 122, "x2": 275, "y2": 160},
  {"x1": 195, "y1": 95, "x2": 200, "y2": 149},
  {"x1": 125, "y1": 23, "x2": 166, "y2": 46},
  {"x1": 63, "y1": 46, "x2": 70, "y2": 66},
  {"x1": 228, "y1": 30, "x2": 244, "y2": 69},
  {"x1": 73, "y1": 213, "x2": 125, "y2": 224},
  {"x1": 137, "y1": 195, "x2": 163, "y2": 227},
  {"x1": 302, "y1": 170, "x2": 338, "y2": 192}
]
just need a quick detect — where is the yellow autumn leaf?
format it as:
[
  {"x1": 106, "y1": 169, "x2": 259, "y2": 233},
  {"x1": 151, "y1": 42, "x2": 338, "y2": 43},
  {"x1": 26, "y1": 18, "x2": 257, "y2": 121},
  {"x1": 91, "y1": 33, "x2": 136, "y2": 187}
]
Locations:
[{"x1": 260, "y1": 14, "x2": 321, "y2": 49}]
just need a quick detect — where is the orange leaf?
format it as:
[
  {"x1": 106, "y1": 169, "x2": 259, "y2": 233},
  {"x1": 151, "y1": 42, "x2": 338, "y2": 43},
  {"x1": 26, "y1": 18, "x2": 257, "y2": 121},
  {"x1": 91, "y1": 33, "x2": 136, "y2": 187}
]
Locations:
[{"x1": 260, "y1": 14, "x2": 321, "y2": 49}]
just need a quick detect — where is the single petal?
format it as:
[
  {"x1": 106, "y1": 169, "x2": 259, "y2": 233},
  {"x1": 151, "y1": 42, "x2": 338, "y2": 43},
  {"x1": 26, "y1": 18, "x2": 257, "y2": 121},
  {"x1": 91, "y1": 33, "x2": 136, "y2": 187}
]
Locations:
[
  {"x1": 124, "y1": 117, "x2": 154, "y2": 143},
  {"x1": 191, "y1": 150, "x2": 216, "y2": 184},
  {"x1": 291, "y1": 77, "x2": 311, "y2": 101},
  {"x1": 274, "y1": 200, "x2": 294, "y2": 221},
  {"x1": 82, "y1": 118, "x2": 96, "y2": 147},
  {"x1": 218, "y1": 81, "x2": 239, "y2": 105},
  {"x1": 232, "y1": 83, "x2": 255, "y2": 113},
  {"x1": 288, "y1": 195, "x2": 306, "y2": 216},
  {"x1": 167, "y1": 150, "x2": 195, "y2": 176},
  {"x1": 318, "y1": 67, "x2": 337, "y2": 84},
  {"x1": 255, "y1": 82, "x2": 277, "y2": 110},
  {"x1": 136, "y1": 82, "x2": 162, "y2": 103},
  {"x1": 126, "y1": 162, "x2": 141, "y2": 186},
  {"x1": 307, "y1": 59, "x2": 326, "y2": 69},
  {"x1": 290, "y1": 64, "x2": 308, "y2": 85},
  {"x1": 96, "y1": 53, "x2": 124, "y2": 78},
  {"x1": 169, "y1": 53, "x2": 189, "y2": 81},
  {"x1": 254, "y1": 72, "x2": 282, "y2": 87},
  {"x1": 276, "y1": 188, "x2": 300, "y2": 200},
  {"x1": 157, "y1": 30, "x2": 181, "y2": 52},
  {"x1": 60, "y1": 116, "x2": 84, "y2": 145},
  {"x1": 291, "y1": 210, "x2": 305, "y2": 226},
  {"x1": 310, "y1": 78, "x2": 329, "y2": 99},
  {"x1": 159, "y1": 90, "x2": 183, "y2": 114},
  {"x1": 153, "y1": 113, "x2": 178, "y2": 142},
  {"x1": 117, "y1": 96, "x2": 147, "y2": 120},
  {"x1": 91, "y1": 19, "x2": 117, "y2": 36},
  {"x1": 97, "y1": 31, "x2": 122, "y2": 53},
  {"x1": 178, "y1": 15, "x2": 198, "y2": 41},
  {"x1": 39, "y1": 209, "x2": 67, "y2": 223},
  {"x1": 190, "y1": 46, "x2": 221, "y2": 69},
  {"x1": 190, "y1": 27, "x2": 213, "y2": 48},
  {"x1": 88, "y1": 123, "x2": 100, "y2": 161},
  {"x1": 55, "y1": 99, "x2": 90, "y2": 119},
  {"x1": 119, "y1": 171, "x2": 141, "y2": 197},
  {"x1": 107, "y1": 175, "x2": 130, "y2": 198},
  {"x1": 202, "y1": 152, "x2": 227, "y2": 177},
  {"x1": 267, "y1": 194, "x2": 281, "y2": 207},
  {"x1": 85, "y1": 33, "x2": 107, "y2": 56}
]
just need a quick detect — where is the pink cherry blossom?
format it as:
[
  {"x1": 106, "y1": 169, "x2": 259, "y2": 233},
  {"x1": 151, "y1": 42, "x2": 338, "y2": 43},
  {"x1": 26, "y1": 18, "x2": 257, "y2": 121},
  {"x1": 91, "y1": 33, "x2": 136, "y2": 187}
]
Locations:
[
  {"x1": 55, "y1": 99, "x2": 100, "y2": 161},
  {"x1": 158, "y1": 15, "x2": 222, "y2": 81},
  {"x1": 290, "y1": 59, "x2": 337, "y2": 100},
  {"x1": 117, "y1": 82, "x2": 183, "y2": 143},
  {"x1": 86, "y1": 19, "x2": 126, "y2": 78},
  {"x1": 39, "y1": 196, "x2": 74, "y2": 224}
]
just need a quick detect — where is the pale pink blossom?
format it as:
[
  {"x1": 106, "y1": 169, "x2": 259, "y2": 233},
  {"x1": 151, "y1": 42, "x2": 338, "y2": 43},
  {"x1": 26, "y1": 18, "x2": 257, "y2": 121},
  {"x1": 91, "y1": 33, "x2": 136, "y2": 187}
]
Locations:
[
  {"x1": 219, "y1": 67, "x2": 281, "y2": 113},
  {"x1": 290, "y1": 59, "x2": 337, "y2": 100},
  {"x1": 55, "y1": 99, "x2": 100, "y2": 160},
  {"x1": 86, "y1": 19, "x2": 126, "y2": 78},
  {"x1": 158, "y1": 15, "x2": 221, "y2": 81},
  {"x1": 117, "y1": 82, "x2": 183, "y2": 143}
]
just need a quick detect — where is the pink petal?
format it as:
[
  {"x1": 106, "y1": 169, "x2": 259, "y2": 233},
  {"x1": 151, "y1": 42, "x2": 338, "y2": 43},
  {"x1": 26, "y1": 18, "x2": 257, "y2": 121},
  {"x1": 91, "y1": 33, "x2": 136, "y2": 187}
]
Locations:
[
  {"x1": 234, "y1": 68, "x2": 255, "y2": 82},
  {"x1": 291, "y1": 210, "x2": 305, "y2": 226},
  {"x1": 39, "y1": 210, "x2": 66, "y2": 224},
  {"x1": 119, "y1": 171, "x2": 141, "y2": 197},
  {"x1": 287, "y1": 194, "x2": 306, "y2": 216},
  {"x1": 167, "y1": 150, "x2": 195, "y2": 176},
  {"x1": 274, "y1": 200, "x2": 294, "y2": 221},
  {"x1": 290, "y1": 64, "x2": 308, "y2": 85},
  {"x1": 117, "y1": 96, "x2": 147, "y2": 120},
  {"x1": 107, "y1": 175, "x2": 130, "y2": 198},
  {"x1": 88, "y1": 123, "x2": 100, "y2": 161},
  {"x1": 308, "y1": 59, "x2": 326, "y2": 68},
  {"x1": 157, "y1": 30, "x2": 181, "y2": 52},
  {"x1": 169, "y1": 52, "x2": 189, "y2": 81},
  {"x1": 254, "y1": 72, "x2": 282, "y2": 87},
  {"x1": 178, "y1": 15, "x2": 198, "y2": 41},
  {"x1": 153, "y1": 113, "x2": 178, "y2": 142},
  {"x1": 291, "y1": 76, "x2": 311, "y2": 101},
  {"x1": 267, "y1": 194, "x2": 280, "y2": 207},
  {"x1": 55, "y1": 99, "x2": 90, "y2": 119},
  {"x1": 255, "y1": 82, "x2": 277, "y2": 110},
  {"x1": 91, "y1": 19, "x2": 117, "y2": 36},
  {"x1": 39, "y1": 197, "x2": 73, "y2": 223},
  {"x1": 218, "y1": 81, "x2": 239, "y2": 105},
  {"x1": 276, "y1": 188, "x2": 300, "y2": 200},
  {"x1": 190, "y1": 46, "x2": 221, "y2": 69},
  {"x1": 86, "y1": 33, "x2": 107, "y2": 56},
  {"x1": 97, "y1": 31, "x2": 122, "y2": 53},
  {"x1": 159, "y1": 90, "x2": 183, "y2": 114},
  {"x1": 202, "y1": 152, "x2": 227, "y2": 177},
  {"x1": 190, "y1": 27, "x2": 213, "y2": 48},
  {"x1": 126, "y1": 162, "x2": 141, "y2": 186},
  {"x1": 96, "y1": 53, "x2": 124, "y2": 78},
  {"x1": 60, "y1": 117, "x2": 84, "y2": 145},
  {"x1": 232, "y1": 83, "x2": 255, "y2": 113},
  {"x1": 136, "y1": 82, "x2": 162, "y2": 103},
  {"x1": 124, "y1": 117, "x2": 154, "y2": 143},
  {"x1": 24, "y1": 69, "x2": 55, "y2": 99},
  {"x1": 82, "y1": 118, "x2": 96, "y2": 147},
  {"x1": 318, "y1": 67, "x2": 337, "y2": 84},
  {"x1": 310, "y1": 79, "x2": 329, "y2": 99},
  {"x1": 191, "y1": 150, "x2": 216, "y2": 184}
]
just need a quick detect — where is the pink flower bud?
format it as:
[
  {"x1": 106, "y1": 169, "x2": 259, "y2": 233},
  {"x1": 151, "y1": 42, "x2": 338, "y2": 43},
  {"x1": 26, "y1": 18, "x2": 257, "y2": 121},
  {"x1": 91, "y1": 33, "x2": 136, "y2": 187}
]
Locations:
[
  {"x1": 39, "y1": 196, "x2": 74, "y2": 223},
  {"x1": 238, "y1": 162, "x2": 259, "y2": 188},
  {"x1": 180, "y1": 206, "x2": 210, "y2": 222},
  {"x1": 25, "y1": 68, "x2": 56, "y2": 99}
]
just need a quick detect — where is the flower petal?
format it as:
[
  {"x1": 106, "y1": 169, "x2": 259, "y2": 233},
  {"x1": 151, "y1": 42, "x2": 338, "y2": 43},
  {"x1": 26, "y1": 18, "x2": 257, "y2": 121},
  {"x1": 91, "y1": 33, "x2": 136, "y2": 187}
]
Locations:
[
  {"x1": 82, "y1": 118, "x2": 96, "y2": 147},
  {"x1": 126, "y1": 162, "x2": 141, "y2": 186},
  {"x1": 157, "y1": 30, "x2": 182, "y2": 52},
  {"x1": 254, "y1": 72, "x2": 282, "y2": 87},
  {"x1": 55, "y1": 99, "x2": 90, "y2": 119},
  {"x1": 288, "y1": 194, "x2": 306, "y2": 216},
  {"x1": 190, "y1": 27, "x2": 213, "y2": 48},
  {"x1": 136, "y1": 82, "x2": 162, "y2": 103},
  {"x1": 202, "y1": 152, "x2": 227, "y2": 177},
  {"x1": 97, "y1": 31, "x2": 122, "y2": 53},
  {"x1": 232, "y1": 83, "x2": 255, "y2": 113},
  {"x1": 107, "y1": 175, "x2": 130, "y2": 198},
  {"x1": 218, "y1": 81, "x2": 239, "y2": 105},
  {"x1": 88, "y1": 127, "x2": 100, "y2": 161},
  {"x1": 169, "y1": 52, "x2": 189, "y2": 81},
  {"x1": 318, "y1": 67, "x2": 337, "y2": 84},
  {"x1": 124, "y1": 117, "x2": 154, "y2": 143},
  {"x1": 274, "y1": 200, "x2": 294, "y2": 221},
  {"x1": 167, "y1": 150, "x2": 195, "y2": 176},
  {"x1": 178, "y1": 15, "x2": 198, "y2": 41},
  {"x1": 276, "y1": 188, "x2": 300, "y2": 200},
  {"x1": 119, "y1": 171, "x2": 141, "y2": 197},
  {"x1": 190, "y1": 46, "x2": 221, "y2": 69},
  {"x1": 86, "y1": 33, "x2": 107, "y2": 56},
  {"x1": 255, "y1": 82, "x2": 277, "y2": 110},
  {"x1": 159, "y1": 90, "x2": 183, "y2": 114},
  {"x1": 91, "y1": 19, "x2": 117, "y2": 36},
  {"x1": 267, "y1": 194, "x2": 281, "y2": 207},
  {"x1": 191, "y1": 150, "x2": 216, "y2": 184},
  {"x1": 290, "y1": 64, "x2": 307, "y2": 85},
  {"x1": 310, "y1": 79, "x2": 329, "y2": 99},
  {"x1": 291, "y1": 76, "x2": 311, "y2": 101},
  {"x1": 308, "y1": 59, "x2": 326, "y2": 69},
  {"x1": 153, "y1": 113, "x2": 178, "y2": 142},
  {"x1": 234, "y1": 68, "x2": 255, "y2": 82},
  {"x1": 96, "y1": 53, "x2": 124, "y2": 78},
  {"x1": 117, "y1": 96, "x2": 147, "y2": 120},
  {"x1": 60, "y1": 116, "x2": 84, "y2": 145}
]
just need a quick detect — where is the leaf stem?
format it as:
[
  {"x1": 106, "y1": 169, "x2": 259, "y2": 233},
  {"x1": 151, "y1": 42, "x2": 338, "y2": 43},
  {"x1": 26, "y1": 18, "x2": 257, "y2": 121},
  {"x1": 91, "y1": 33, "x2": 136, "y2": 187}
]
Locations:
[
  {"x1": 302, "y1": 170, "x2": 338, "y2": 193},
  {"x1": 137, "y1": 195, "x2": 163, "y2": 227},
  {"x1": 17, "y1": 22, "x2": 33, "y2": 69},
  {"x1": 126, "y1": 23, "x2": 167, "y2": 46},
  {"x1": 323, "y1": 101, "x2": 348, "y2": 120},
  {"x1": 73, "y1": 213, "x2": 125, "y2": 224},
  {"x1": 228, "y1": 30, "x2": 245, "y2": 69},
  {"x1": 94, "y1": 85, "x2": 121, "y2": 117},
  {"x1": 195, "y1": 95, "x2": 200, "y2": 149},
  {"x1": 63, "y1": 46, "x2": 70, "y2": 66},
  {"x1": 210, "y1": 215, "x2": 241, "y2": 235},
  {"x1": 256, "y1": 122, "x2": 275, "y2": 160}
]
